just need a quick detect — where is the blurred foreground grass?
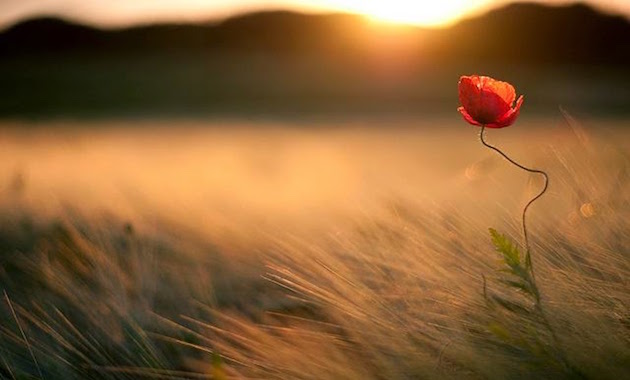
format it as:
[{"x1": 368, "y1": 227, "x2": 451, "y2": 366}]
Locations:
[{"x1": 0, "y1": 117, "x2": 628, "y2": 379}]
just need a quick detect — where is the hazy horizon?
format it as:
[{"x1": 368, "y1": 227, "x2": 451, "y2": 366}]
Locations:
[{"x1": 2, "y1": 0, "x2": 630, "y2": 30}]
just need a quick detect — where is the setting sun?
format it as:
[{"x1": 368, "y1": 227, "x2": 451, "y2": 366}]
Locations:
[{"x1": 321, "y1": 0, "x2": 484, "y2": 26}]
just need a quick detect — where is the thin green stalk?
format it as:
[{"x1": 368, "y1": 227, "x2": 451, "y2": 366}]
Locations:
[
  {"x1": 479, "y1": 126, "x2": 587, "y2": 378},
  {"x1": 479, "y1": 125, "x2": 549, "y2": 284}
]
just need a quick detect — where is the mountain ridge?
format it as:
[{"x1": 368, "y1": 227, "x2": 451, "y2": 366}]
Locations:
[{"x1": 1, "y1": 3, "x2": 629, "y2": 64}]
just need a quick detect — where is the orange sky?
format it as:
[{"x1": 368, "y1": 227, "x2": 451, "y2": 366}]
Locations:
[{"x1": 1, "y1": 0, "x2": 628, "y2": 29}]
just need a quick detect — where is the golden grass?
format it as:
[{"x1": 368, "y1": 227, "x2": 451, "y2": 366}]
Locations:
[{"x1": 0, "y1": 116, "x2": 628, "y2": 379}]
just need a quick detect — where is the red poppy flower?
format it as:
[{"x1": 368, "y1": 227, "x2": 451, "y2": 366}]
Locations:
[{"x1": 457, "y1": 75, "x2": 524, "y2": 128}]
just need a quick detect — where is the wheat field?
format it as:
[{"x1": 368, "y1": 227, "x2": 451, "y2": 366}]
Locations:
[{"x1": 0, "y1": 115, "x2": 628, "y2": 379}]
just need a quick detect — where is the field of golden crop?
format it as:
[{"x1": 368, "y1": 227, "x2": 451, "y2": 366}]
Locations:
[{"x1": 0, "y1": 116, "x2": 628, "y2": 379}]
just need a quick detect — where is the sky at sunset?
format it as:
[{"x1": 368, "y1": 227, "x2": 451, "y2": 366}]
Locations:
[{"x1": 1, "y1": 0, "x2": 629, "y2": 30}]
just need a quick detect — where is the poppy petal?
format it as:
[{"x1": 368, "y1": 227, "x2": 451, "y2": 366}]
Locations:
[
  {"x1": 478, "y1": 88, "x2": 511, "y2": 122},
  {"x1": 458, "y1": 106, "x2": 482, "y2": 126},
  {"x1": 459, "y1": 75, "x2": 512, "y2": 125},
  {"x1": 458, "y1": 75, "x2": 523, "y2": 127},
  {"x1": 485, "y1": 78, "x2": 516, "y2": 106},
  {"x1": 458, "y1": 76, "x2": 481, "y2": 117},
  {"x1": 487, "y1": 95, "x2": 524, "y2": 128}
]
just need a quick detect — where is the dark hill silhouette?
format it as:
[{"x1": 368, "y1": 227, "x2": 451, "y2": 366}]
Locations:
[
  {"x1": 1, "y1": 3, "x2": 629, "y2": 119},
  {"x1": 0, "y1": 12, "x2": 373, "y2": 56},
  {"x1": 0, "y1": 3, "x2": 629, "y2": 64},
  {"x1": 207, "y1": 11, "x2": 371, "y2": 54},
  {"x1": 433, "y1": 2, "x2": 630, "y2": 64},
  {"x1": 0, "y1": 18, "x2": 101, "y2": 53}
]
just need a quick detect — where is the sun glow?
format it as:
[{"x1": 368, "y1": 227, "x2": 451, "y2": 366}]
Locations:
[{"x1": 321, "y1": 0, "x2": 483, "y2": 27}]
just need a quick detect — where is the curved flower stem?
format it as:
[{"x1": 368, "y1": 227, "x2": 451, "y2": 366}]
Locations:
[
  {"x1": 479, "y1": 125, "x2": 549, "y2": 285},
  {"x1": 478, "y1": 126, "x2": 586, "y2": 378}
]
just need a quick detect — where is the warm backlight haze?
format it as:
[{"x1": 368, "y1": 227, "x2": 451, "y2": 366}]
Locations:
[
  {"x1": 1, "y1": 0, "x2": 630, "y2": 29},
  {"x1": 317, "y1": 0, "x2": 483, "y2": 26}
]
